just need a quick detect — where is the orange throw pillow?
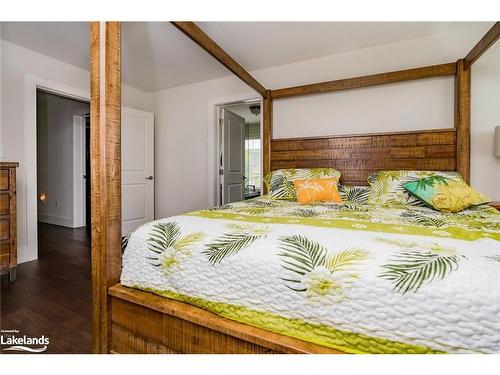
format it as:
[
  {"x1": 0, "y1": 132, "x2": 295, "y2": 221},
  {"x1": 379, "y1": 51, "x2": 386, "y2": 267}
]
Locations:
[{"x1": 294, "y1": 178, "x2": 342, "y2": 204}]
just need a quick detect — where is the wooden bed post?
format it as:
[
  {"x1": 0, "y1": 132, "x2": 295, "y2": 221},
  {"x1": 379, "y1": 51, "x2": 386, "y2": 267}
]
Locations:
[
  {"x1": 455, "y1": 59, "x2": 471, "y2": 184},
  {"x1": 90, "y1": 21, "x2": 122, "y2": 354},
  {"x1": 263, "y1": 90, "x2": 272, "y2": 192}
]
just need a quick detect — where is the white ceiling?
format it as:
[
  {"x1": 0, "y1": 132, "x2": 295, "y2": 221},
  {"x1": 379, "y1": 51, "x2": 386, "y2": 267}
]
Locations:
[
  {"x1": 121, "y1": 22, "x2": 229, "y2": 91},
  {"x1": 1, "y1": 22, "x2": 90, "y2": 71},
  {"x1": 0, "y1": 22, "x2": 492, "y2": 92},
  {"x1": 199, "y1": 22, "x2": 486, "y2": 72},
  {"x1": 224, "y1": 103, "x2": 261, "y2": 124}
]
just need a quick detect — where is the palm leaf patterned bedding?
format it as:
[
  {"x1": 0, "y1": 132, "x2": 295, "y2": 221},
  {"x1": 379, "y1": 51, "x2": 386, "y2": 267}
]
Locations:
[{"x1": 121, "y1": 194, "x2": 500, "y2": 353}]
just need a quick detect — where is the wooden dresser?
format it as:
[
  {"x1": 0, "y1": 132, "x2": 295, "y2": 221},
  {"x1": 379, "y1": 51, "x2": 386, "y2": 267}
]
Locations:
[{"x1": 0, "y1": 162, "x2": 19, "y2": 283}]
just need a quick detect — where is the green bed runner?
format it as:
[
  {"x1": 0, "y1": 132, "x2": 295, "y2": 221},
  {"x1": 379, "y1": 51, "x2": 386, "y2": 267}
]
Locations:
[{"x1": 187, "y1": 210, "x2": 499, "y2": 242}]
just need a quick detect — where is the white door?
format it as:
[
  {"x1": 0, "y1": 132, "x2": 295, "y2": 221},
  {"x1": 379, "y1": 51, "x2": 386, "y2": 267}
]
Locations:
[
  {"x1": 121, "y1": 107, "x2": 155, "y2": 234},
  {"x1": 222, "y1": 109, "x2": 245, "y2": 204}
]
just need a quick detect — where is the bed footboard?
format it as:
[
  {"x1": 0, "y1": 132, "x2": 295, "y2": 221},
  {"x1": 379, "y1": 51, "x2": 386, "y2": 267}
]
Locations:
[{"x1": 108, "y1": 284, "x2": 343, "y2": 354}]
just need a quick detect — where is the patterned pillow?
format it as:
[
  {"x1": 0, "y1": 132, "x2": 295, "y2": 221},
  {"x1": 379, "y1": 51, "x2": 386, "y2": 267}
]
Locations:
[
  {"x1": 403, "y1": 176, "x2": 490, "y2": 213},
  {"x1": 264, "y1": 168, "x2": 341, "y2": 200},
  {"x1": 294, "y1": 178, "x2": 342, "y2": 204},
  {"x1": 367, "y1": 170, "x2": 463, "y2": 207},
  {"x1": 338, "y1": 185, "x2": 371, "y2": 205}
]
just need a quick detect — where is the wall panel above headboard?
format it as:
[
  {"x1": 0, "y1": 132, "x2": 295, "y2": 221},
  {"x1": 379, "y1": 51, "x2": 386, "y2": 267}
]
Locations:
[{"x1": 271, "y1": 128, "x2": 457, "y2": 186}]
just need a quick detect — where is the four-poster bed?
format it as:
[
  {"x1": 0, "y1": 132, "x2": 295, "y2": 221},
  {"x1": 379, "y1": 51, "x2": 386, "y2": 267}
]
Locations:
[{"x1": 90, "y1": 21, "x2": 500, "y2": 354}]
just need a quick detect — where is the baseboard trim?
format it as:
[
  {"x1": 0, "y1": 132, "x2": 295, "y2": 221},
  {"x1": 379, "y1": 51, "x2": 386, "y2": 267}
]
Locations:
[
  {"x1": 16, "y1": 247, "x2": 35, "y2": 264},
  {"x1": 37, "y1": 213, "x2": 75, "y2": 228}
]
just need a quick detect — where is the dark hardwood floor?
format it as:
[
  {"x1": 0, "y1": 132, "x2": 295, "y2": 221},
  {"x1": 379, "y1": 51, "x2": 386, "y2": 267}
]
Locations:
[{"x1": 1, "y1": 223, "x2": 91, "y2": 354}]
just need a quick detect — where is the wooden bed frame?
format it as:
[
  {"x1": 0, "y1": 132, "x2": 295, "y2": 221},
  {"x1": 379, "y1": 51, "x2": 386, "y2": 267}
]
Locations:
[{"x1": 90, "y1": 21, "x2": 500, "y2": 354}]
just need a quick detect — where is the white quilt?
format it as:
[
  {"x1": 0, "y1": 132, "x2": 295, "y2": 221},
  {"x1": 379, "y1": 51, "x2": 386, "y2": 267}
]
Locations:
[{"x1": 121, "y1": 197, "x2": 500, "y2": 353}]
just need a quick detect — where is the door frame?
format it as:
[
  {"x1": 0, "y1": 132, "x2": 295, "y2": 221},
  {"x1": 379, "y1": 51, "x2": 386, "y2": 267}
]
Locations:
[
  {"x1": 24, "y1": 75, "x2": 89, "y2": 262},
  {"x1": 208, "y1": 94, "x2": 263, "y2": 207}
]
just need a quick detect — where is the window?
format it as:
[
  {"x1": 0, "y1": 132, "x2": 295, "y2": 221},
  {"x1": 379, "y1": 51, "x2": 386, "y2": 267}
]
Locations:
[{"x1": 245, "y1": 138, "x2": 261, "y2": 190}]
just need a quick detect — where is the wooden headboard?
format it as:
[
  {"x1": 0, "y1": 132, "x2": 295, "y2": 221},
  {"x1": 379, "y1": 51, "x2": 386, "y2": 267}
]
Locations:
[
  {"x1": 265, "y1": 60, "x2": 471, "y2": 186},
  {"x1": 271, "y1": 128, "x2": 457, "y2": 186}
]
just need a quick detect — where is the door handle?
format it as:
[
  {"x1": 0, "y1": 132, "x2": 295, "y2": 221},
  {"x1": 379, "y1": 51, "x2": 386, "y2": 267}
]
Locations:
[{"x1": 145, "y1": 176, "x2": 154, "y2": 180}]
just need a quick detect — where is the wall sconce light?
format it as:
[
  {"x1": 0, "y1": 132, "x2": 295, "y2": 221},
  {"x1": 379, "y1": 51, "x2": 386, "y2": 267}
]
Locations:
[
  {"x1": 39, "y1": 193, "x2": 46, "y2": 204},
  {"x1": 495, "y1": 126, "x2": 500, "y2": 158}
]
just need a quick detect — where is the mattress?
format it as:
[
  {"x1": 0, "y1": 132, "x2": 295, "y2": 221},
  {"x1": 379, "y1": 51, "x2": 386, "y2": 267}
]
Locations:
[{"x1": 121, "y1": 195, "x2": 500, "y2": 353}]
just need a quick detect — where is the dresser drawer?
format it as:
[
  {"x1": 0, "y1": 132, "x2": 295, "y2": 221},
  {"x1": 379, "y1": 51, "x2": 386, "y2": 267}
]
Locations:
[
  {"x1": 0, "y1": 218, "x2": 9, "y2": 241},
  {"x1": 0, "y1": 163, "x2": 17, "y2": 280},
  {"x1": 0, "y1": 193, "x2": 9, "y2": 215},
  {"x1": 0, "y1": 169, "x2": 8, "y2": 191},
  {"x1": 0, "y1": 241, "x2": 9, "y2": 271}
]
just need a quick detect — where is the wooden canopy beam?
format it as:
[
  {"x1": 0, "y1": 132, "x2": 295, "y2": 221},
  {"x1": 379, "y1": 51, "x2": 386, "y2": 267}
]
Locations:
[
  {"x1": 270, "y1": 62, "x2": 457, "y2": 100},
  {"x1": 171, "y1": 22, "x2": 267, "y2": 97},
  {"x1": 90, "y1": 21, "x2": 122, "y2": 354},
  {"x1": 464, "y1": 22, "x2": 500, "y2": 70}
]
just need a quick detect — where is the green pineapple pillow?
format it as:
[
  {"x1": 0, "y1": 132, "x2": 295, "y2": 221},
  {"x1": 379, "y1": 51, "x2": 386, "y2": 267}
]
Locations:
[
  {"x1": 367, "y1": 170, "x2": 463, "y2": 207},
  {"x1": 403, "y1": 176, "x2": 490, "y2": 213},
  {"x1": 264, "y1": 168, "x2": 341, "y2": 200}
]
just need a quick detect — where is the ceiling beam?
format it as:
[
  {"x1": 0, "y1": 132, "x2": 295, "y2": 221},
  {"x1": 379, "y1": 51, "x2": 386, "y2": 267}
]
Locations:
[
  {"x1": 463, "y1": 22, "x2": 500, "y2": 70},
  {"x1": 270, "y1": 62, "x2": 457, "y2": 100},
  {"x1": 171, "y1": 22, "x2": 267, "y2": 97}
]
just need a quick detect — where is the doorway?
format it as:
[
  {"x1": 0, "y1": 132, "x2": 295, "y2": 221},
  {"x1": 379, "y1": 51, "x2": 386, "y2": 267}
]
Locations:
[
  {"x1": 36, "y1": 89, "x2": 91, "y2": 230},
  {"x1": 216, "y1": 100, "x2": 263, "y2": 205}
]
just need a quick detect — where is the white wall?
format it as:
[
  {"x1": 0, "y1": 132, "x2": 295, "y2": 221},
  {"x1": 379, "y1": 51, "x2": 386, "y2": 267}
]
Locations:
[
  {"x1": 471, "y1": 42, "x2": 500, "y2": 201},
  {"x1": 262, "y1": 25, "x2": 487, "y2": 138},
  {"x1": 273, "y1": 78, "x2": 454, "y2": 138},
  {"x1": 36, "y1": 91, "x2": 89, "y2": 227},
  {"x1": 0, "y1": 39, "x2": 155, "y2": 263},
  {"x1": 154, "y1": 79, "x2": 253, "y2": 218},
  {"x1": 153, "y1": 25, "x2": 491, "y2": 219}
]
